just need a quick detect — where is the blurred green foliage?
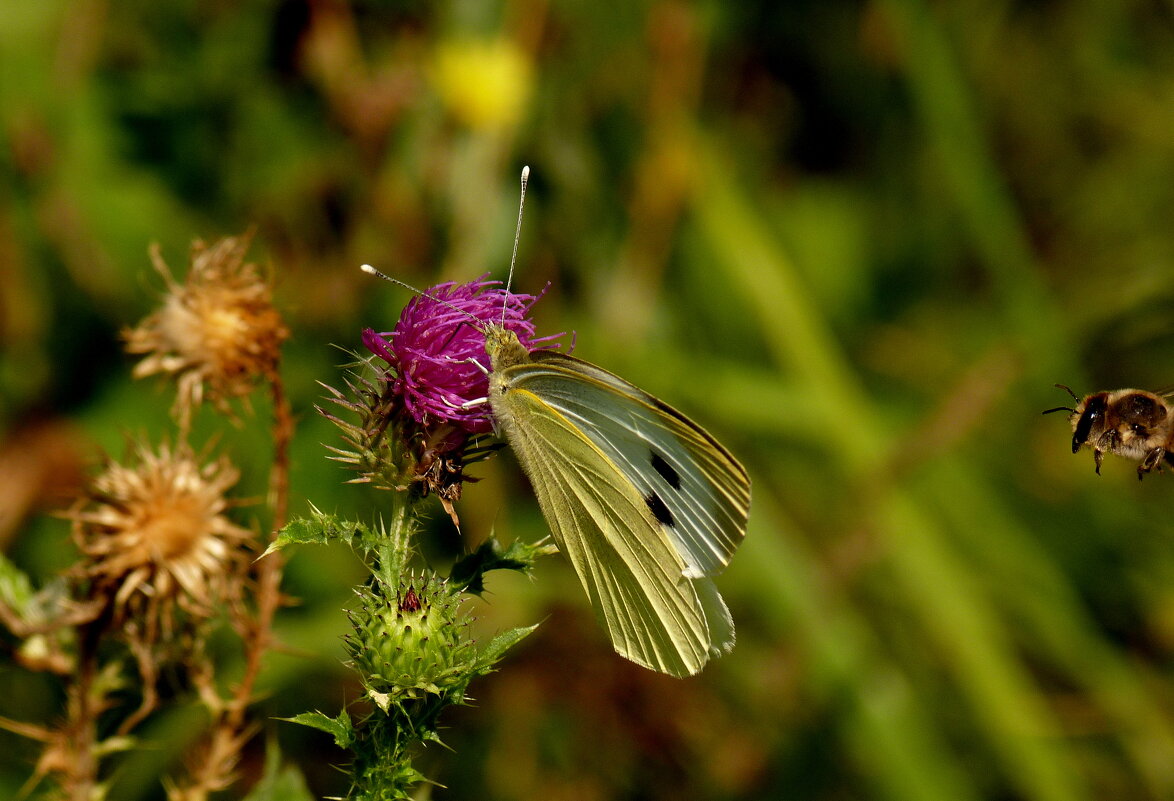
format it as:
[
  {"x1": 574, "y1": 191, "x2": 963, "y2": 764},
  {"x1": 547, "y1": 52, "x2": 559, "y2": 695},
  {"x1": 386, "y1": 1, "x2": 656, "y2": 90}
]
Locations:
[{"x1": 3, "y1": 0, "x2": 1174, "y2": 799}]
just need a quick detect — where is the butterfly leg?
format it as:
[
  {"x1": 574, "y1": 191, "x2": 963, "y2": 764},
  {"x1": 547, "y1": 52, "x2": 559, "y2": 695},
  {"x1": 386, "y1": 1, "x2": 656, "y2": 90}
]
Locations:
[
  {"x1": 436, "y1": 395, "x2": 489, "y2": 410},
  {"x1": 463, "y1": 356, "x2": 490, "y2": 377}
]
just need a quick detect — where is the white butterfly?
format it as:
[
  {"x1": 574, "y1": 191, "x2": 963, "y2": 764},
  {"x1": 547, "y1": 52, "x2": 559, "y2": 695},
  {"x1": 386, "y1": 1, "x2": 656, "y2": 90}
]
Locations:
[
  {"x1": 362, "y1": 167, "x2": 750, "y2": 677},
  {"x1": 483, "y1": 324, "x2": 750, "y2": 677}
]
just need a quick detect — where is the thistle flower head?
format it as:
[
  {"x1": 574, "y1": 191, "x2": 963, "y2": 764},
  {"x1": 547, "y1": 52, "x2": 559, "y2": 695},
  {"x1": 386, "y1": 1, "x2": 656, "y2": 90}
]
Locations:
[
  {"x1": 344, "y1": 574, "x2": 479, "y2": 709},
  {"x1": 125, "y1": 234, "x2": 289, "y2": 428},
  {"x1": 323, "y1": 275, "x2": 564, "y2": 521},
  {"x1": 66, "y1": 440, "x2": 254, "y2": 641},
  {"x1": 362, "y1": 275, "x2": 560, "y2": 434}
]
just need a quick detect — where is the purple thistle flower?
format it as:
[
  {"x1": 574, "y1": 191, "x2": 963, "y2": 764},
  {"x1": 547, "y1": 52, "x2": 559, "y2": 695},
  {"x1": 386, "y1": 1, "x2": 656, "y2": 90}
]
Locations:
[{"x1": 363, "y1": 275, "x2": 563, "y2": 434}]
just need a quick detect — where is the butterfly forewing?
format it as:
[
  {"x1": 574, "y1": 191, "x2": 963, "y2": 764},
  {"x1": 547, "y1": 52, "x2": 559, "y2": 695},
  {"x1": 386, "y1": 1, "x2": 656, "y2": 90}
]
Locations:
[
  {"x1": 489, "y1": 363, "x2": 719, "y2": 677},
  {"x1": 505, "y1": 352, "x2": 750, "y2": 580}
]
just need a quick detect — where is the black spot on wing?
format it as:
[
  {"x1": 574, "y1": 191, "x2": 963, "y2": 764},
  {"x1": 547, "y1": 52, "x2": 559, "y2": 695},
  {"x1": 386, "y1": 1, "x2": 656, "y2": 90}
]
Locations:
[
  {"x1": 650, "y1": 451, "x2": 681, "y2": 489},
  {"x1": 645, "y1": 492, "x2": 675, "y2": 527}
]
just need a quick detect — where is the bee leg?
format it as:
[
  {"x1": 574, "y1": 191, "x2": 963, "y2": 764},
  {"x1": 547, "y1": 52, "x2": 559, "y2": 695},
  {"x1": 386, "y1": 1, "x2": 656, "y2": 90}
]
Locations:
[
  {"x1": 1094, "y1": 449, "x2": 1105, "y2": 475},
  {"x1": 1139, "y1": 448, "x2": 1167, "y2": 480}
]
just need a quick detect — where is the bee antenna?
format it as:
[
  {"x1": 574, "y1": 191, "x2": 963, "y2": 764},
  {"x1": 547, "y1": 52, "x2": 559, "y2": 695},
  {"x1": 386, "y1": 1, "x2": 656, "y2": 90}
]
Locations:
[
  {"x1": 1053, "y1": 383, "x2": 1079, "y2": 402},
  {"x1": 502, "y1": 165, "x2": 530, "y2": 328},
  {"x1": 1042, "y1": 406, "x2": 1076, "y2": 416},
  {"x1": 360, "y1": 264, "x2": 485, "y2": 331}
]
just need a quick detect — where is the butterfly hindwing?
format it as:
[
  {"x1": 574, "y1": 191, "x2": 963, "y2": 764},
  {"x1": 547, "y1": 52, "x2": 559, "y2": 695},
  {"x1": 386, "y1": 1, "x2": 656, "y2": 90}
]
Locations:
[{"x1": 490, "y1": 361, "x2": 721, "y2": 676}]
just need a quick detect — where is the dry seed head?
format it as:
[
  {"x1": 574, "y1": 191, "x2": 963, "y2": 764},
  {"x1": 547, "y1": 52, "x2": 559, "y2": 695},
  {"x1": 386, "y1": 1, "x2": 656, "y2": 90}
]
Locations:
[
  {"x1": 66, "y1": 440, "x2": 254, "y2": 639},
  {"x1": 125, "y1": 234, "x2": 289, "y2": 427}
]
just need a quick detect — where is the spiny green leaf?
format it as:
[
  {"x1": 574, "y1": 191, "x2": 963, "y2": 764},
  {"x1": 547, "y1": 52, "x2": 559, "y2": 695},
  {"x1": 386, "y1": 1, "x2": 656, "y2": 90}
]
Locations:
[
  {"x1": 477, "y1": 624, "x2": 540, "y2": 671},
  {"x1": 449, "y1": 536, "x2": 557, "y2": 594},
  {"x1": 281, "y1": 710, "x2": 354, "y2": 749},
  {"x1": 266, "y1": 504, "x2": 374, "y2": 556}
]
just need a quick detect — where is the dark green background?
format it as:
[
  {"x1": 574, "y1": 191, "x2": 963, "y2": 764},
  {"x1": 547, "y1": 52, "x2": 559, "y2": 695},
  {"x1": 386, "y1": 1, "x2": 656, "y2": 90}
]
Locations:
[{"x1": 3, "y1": 1, "x2": 1174, "y2": 798}]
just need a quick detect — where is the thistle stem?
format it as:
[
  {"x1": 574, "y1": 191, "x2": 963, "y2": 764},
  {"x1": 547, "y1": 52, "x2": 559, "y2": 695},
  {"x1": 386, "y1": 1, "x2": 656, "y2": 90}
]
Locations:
[
  {"x1": 62, "y1": 625, "x2": 102, "y2": 801},
  {"x1": 175, "y1": 368, "x2": 293, "y2": 799},
  {"x1": 374, "y1": 497, "x2": 414, "y2": 587}
]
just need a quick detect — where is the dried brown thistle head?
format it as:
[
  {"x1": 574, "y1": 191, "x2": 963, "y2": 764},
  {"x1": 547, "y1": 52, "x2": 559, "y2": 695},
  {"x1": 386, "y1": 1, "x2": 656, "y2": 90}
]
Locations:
[
  {"x1": 125, "y1": 234, "x2": 289, "y2": 429},
  {"x1": 65, "y1": 439, "x2": 255, "y2": 646}
]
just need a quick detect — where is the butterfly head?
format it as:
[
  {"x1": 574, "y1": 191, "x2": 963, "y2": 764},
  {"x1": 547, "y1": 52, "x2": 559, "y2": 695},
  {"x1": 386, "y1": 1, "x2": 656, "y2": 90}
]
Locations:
[{"x1": 484, "y1": 325, "x2": 532, "y2": 372}]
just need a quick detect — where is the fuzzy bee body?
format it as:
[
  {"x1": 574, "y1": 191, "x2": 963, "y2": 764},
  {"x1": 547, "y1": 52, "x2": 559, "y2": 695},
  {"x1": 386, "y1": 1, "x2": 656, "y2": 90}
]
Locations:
[{"x1": 1046, "y1": 385, "x2": 1174, "y2": 478}]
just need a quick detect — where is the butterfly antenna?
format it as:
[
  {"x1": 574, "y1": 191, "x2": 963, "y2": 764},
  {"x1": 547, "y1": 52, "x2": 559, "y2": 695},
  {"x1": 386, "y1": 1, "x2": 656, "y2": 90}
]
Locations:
[
  {"x1": 360, "y1": 264, "x2": 485, "y2": 330},
  {"x1": 502, "y1": 165, "x2": 530, "y2": 328}
]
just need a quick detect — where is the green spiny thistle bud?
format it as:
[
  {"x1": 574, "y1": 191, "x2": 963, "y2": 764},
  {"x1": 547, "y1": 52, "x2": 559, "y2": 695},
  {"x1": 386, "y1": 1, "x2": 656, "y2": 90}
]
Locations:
[{"x1": 345, "y1": 574, "x2": 479, "y2": 709}]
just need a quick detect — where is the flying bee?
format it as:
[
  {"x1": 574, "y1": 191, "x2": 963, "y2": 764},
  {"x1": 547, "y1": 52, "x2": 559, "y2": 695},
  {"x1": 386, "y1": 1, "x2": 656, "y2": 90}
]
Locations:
[{"x1": 1044, "y1": 384, "x2": 1174, "y2": 479}]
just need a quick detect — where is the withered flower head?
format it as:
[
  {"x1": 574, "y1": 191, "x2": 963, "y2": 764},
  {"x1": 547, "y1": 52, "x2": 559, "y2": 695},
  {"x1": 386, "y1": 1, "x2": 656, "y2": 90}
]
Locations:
[
  {"x1": 66, "y1": 440, "x2": 254, "y2": 640},
  {"x1": 125, "y1": 234, "x2": 289, "y2": 428}
]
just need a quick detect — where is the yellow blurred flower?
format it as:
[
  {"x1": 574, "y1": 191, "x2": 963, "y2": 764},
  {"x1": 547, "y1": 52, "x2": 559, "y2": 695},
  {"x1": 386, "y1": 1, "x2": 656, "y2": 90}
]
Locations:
[{"x1": 432, "y1": 37, "x2": 533, "y2": 131}]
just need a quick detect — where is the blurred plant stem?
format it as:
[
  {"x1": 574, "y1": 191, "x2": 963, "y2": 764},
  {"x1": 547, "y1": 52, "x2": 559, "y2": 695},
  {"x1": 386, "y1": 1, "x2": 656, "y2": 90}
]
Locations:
[{"x1": 175, "y1": 366, "x2": 292, "y2": 800}]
